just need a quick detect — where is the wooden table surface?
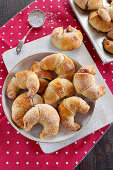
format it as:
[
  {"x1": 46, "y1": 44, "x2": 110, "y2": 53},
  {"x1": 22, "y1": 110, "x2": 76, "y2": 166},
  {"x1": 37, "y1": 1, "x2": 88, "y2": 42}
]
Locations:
[{"x1": 0, "y1": 0, "x2": 113, "y2": 169}]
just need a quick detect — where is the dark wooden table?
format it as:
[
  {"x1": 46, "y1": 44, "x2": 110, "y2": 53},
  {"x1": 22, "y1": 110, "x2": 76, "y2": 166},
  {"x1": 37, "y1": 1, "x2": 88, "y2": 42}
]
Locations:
[{"x1": 0, "y1": 0, "x2": 113, "y2": 169}]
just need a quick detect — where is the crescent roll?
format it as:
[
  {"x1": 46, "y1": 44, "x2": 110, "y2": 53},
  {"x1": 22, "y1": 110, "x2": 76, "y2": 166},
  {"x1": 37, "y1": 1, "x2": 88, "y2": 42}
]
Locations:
[
  {"x1": 74, "y1": 0, "x2": 103, "y2": 10},
  {"x1": 30, "y1": 61, "x2": 53, "y2": 93},
  {"x1": 44, "y1": 77, "x2": 75, "y2": 108},
  {"x1": 51, "y1": 25, "x2": 83, "y2": 51},
  {"x1": 40, "y1": 53, "x2": 75, "y2": 81},
  {"x1": 73, "y1": 65, "x2": 106, "y2": 100},
  {"x1": 89, "y1": 10, "x2": 113, "y2": 32},
  {"x1": 23, "y1": 104, "x2": 60, "y2": 139},
  {"x1": 12, "y1": 92, "x2": 43, "y2": 128},
  {"x1": 6, "y1": 70, "x2": 40, "y2": 99},
  {"x1": 58, "y1": 96, "x2": 90, "y2": 131}
]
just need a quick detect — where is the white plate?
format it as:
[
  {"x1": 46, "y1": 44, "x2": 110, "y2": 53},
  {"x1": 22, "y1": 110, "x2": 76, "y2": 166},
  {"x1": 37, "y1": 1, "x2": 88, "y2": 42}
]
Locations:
[
  {"x1": 68, "y1": 0, "x2": 113, "y2": 64},
  {"x1": 2, "y1": 52, "x2": 95, "y2": 143}
]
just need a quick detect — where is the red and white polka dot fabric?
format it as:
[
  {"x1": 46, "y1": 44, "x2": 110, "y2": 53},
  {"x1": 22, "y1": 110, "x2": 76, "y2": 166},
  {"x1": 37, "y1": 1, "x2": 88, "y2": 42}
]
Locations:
[{"x1": 0, "y1": 0, "x2": 112, "y2": 169}]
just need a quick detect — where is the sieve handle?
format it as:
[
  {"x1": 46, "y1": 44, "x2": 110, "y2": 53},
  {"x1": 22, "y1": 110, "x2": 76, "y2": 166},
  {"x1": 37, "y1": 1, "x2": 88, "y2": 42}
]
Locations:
[{"x1": 16, "y1": 27, "x2": 33, "y2": 54}]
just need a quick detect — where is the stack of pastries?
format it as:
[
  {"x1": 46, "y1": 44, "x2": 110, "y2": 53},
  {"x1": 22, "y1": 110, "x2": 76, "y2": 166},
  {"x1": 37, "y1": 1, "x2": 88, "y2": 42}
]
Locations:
[
  {"x1": 74, "y1": 0, "x2": 113, "y2": 54},
  {"x1": 6, "y1": 53, "x2": 106, "y2": 139}
]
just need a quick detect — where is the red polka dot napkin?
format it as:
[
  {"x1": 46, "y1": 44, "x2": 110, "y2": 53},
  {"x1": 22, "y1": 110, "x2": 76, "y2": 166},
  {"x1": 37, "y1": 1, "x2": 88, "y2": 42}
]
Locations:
[{"x1": 0, "y1": 0, "x2": 112, "y2": 169}]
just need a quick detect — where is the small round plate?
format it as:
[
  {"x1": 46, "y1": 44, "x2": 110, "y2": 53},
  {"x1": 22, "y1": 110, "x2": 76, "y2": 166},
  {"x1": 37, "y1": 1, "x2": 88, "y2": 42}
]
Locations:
[{"x1": 2, "y1": 52, "x2": 95, "y2": 143}]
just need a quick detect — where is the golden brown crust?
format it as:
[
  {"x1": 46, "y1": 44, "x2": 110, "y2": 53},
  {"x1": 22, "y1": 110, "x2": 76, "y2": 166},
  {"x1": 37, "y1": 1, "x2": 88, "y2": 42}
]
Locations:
[
  {"x1": 58, "y1": 97, "x2": 90, "y2": 131},
  {"x1": 108, "y1": 6, "x2": 113, "y2": 21},
  {"x1": 73, "y1": 73, "x2": 95, "y2": 94},
  {"x1": 40, "y1": 53, "x2": 64, "y2": 70},
  {"x1": 107, "y1": 30, "x2": 113, "y2": 40},
  {"x1": 88, "y1": 0, "x2": 103, "y2": 10},
  {"x1": 74, "y1": 0, "x2": 103, "y2": 10},
  {"x1": 6, "y1": 77, "x2": 20, "y2": 99},
  {"x1": 49, "y1": 78, "x2": 65, "y2": 98},
  {"x1": 23, "y1": 104, "x2": 60, "y2": 139},
  {"x1": 44, "y1": 85, "x2": 60, "y2": 108},
  {"x1": 6, "y1": 70, "x2": 40, "y2": 99},
  {"x1": 82, "y1": 85, "x2": 106, "y2": 100},
  {"x1": 77, "y1": 65, "x2": 96, "y2": 75},
  {"x1": 40, "y1": 53, "x2": 75, "y2": 81},
  {"x1": 97, "y1": 6, "x2": 113, "y2": 22},
  {"x1": 38, "y1": 79, "x2": 49, "y2": 93},
  {"x1": 89, "y1": 11, "x2": 113, "y2": 32},
  {"x1": 74, "y1": 0, "x2": 88, "y2": 9},
  {"x1": 30, "y1": 61, "x2": 53, "y2": 80},
  {"x1": 103, "y1": 38, "x2": 113, "y2": 54},
  {"x1": 98, "y1": 6, "x2": 111, "y2": 22},
  {"x1": 51, "y1": 25, "x2": 83, "y2": 51},
  {"x1": 44, "y1": 78, "x2": 75, "y2": 108},
  {"x1": 55, "y1": 54, "x2": 75, "y2": 78},
  {"x1": 12, "y1": 92, "x2": 43, "y2": 128},
  {"x1": 73, "y1": 65, "x2": 106, "y2": 100},
  {"x1": 30, "y1": 61, "x2": 53, "y2": 93}
]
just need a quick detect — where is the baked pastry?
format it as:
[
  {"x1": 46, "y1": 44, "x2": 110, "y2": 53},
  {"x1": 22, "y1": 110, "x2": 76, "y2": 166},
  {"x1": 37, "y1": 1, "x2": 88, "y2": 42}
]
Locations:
[
  {"x1": 89, "y1": 10, "x2": 113, "y2": 32},
  {"x1": 98, "y1": 6, "x2": 111, "y2": 22},
  {"x1": 29, "y1": 61, "x2": 53, "y2": 93},
  {"x1": 6, "y1": 70, "x2": 40, "y2": 99},
  {"x1": 44, "y1": 77, "x2": 75, "y2": 108},
  {"x1": 73, "y1": 65, "x2": 106, "y2": 100},
  {"x1": 107, "y1": 30, "x2": 113, "y2": 39},
  {"x1": 58, "y1": 97, "x2": 90, "y2": 131},
  {"x1": 51, "y1": 25, "x2": 83, "y2": 51},
  {"x1": 98, "y1": 6, "x2": 113, "y2": 22},
  {"x1": 74, "y1": 0, "x2": 103, "y2": 10},
  {"x1": 12, "y1": 92, "x2": 43, "y2": 128},
  {"x1": 23, "y1": 104, "x2": 60, "y2": 139},
  {"x1": 103, "y1": 38, "x2": 113, "y2": 54},
  {"x1": 40, "y1": 53, "x2": 75, "y2": 81},
  {"x1": 108, "y1": 6, "x2": 113, "y2": 21}
]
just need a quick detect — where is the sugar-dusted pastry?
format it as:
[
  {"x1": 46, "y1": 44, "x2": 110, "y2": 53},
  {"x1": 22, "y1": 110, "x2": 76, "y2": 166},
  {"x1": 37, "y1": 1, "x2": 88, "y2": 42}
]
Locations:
[
  {"x1": 73, "y1": 65, "x2": 106, "y2": 100},
  {"x1": 12, "y1": 92, "x2": 43, "y2": 128},
  {"x1": 6, "y1": 70, "x2": 40, "y2": 99},
  {"x1": 89, "y1": 10, "x2": 113, "y2": 32},
  {"x1": 74, "y1": 0, "x2": 103, "y2": 10},
  {"x1": 40, "y1": 53, "x2": 75, "y2": 81},
  {"x1": 51, "y1": 25, "x2": 83, "y2": 51},
  {"x1": 23, "y1": 104, "x2": 60, "y2": 139},
  {"x1": 103, "y1": 38, "x2": 113, "y2": 54},
  {"x1": 58, "y1": 97, "x2": 90, "y2": 131},
  {"x1": 29, "y1": 61, "x2": 53, "y2": 93},
  {"x1": 44, "y1": 77, "x2": 75, "y2": 108}
]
